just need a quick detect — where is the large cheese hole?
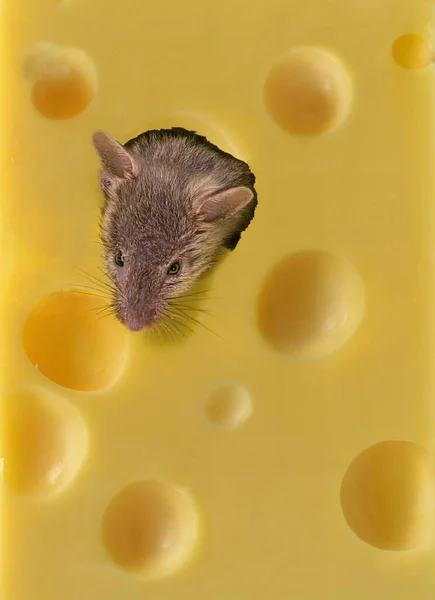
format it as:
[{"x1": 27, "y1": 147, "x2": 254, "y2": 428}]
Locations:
[
  {"x1": 392, "y1": 34, "x2": 431, "y2": 70},
  {"x1": 2, "y1": 387, "x2": 88, "y2": 498},
  {"x1": 341, "y1": 441, "x2": 435, "y2": 550},
  {"x1": 23, "y1": 290, "x2": 128, "y2": 392},
  {"x1": 102, "y1": 480, "x2": 200, "y2": 579},
  {"x1": 22, "y1": 43, "x2": 97, "y2": 119},
  {"x1": 264, "y1": 47, "x2": 353, "y2": 135},
  {"x1": 257, "y1": 251, "x2": 365, "y2": 359}
]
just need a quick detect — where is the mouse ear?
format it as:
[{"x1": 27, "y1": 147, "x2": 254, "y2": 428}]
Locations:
[
  {"x1": 196, "y1": 186, "x2": 254, "y2": 223},
  {"x1": 92, "y1": 131, "x2": 137, "y2": 179}
]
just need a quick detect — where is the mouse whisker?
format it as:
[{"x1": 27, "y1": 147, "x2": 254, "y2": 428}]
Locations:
[
  {"x1": 74, "y1": 289, "x2": 107, "y2": 300},
  {"x1": 77, "y1": 280, "x2": 114, "y2": 299},
  {"x1": 174, "y1": 295, "x2": 215, "y2": 305},
  {"x1": 171, "y1": 320, "x2": 194, "y2": 337},
  {"x1": 97, "y1": 266, "x2": 120, "y2": 290},
  {"x1": 168, "y1": 302, "x2": 218, "y2": 319},
  {"x1": 158, "y1": 323, "x2": 171, "y2": 341},
  {"x1": 179, "y1": 292, "x2": 213, "y2": 300},
  {"x1": 77, "y1": 277, "x2": 111, "y2": 294},
  {"x1": 77, "y1": 268, "x2": 107, "y2": 284},
  {"x1": 166, "y1": 306, "x2": 223, "y2": 340},
  {"x1": 94, "y1": 304, "x2": 115, "y2": 320},
  {"x1": 73, "y1": 285, "x2": 111, "y2": 300},
  {"x1": 164, "y1": 311, "x2": 195, "y2": 336},
  {"x1": 170, "y1": 289, "x2": 213, "y2": 300},
  {"x1": 151, "y1": 316, "x2": 181, "y2": 342},
  {"x1": 96, "y1": 312, "x2": 112, "y2": 322},
  {"x1": 87, "y1": 303, "x2": 111, "y2": 313},
  {"x1": 156, "y1": 321, "x2": 168, "y2": 339},
  {"x1": 160, "y1": 319, "x2": 180, "y2": 340},
  {"x1": 77, "y1": 268, "x2": 118, "y2": 294}
]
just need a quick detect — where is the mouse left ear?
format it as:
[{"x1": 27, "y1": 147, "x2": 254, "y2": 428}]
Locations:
[
  {"x1": 92, "y1": 130, "x2": 138, "y2": 180},
  {"x1": 196, "y1": 186, "x2": 254, "y2": 223}
]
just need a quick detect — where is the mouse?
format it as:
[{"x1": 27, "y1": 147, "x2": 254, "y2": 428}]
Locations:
[{"x1": 92, "y1": 127, "x2": 258, "y2": 333}]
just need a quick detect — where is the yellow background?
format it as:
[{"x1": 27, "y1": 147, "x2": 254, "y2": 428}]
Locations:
[{"x1": 1, "y1": 0, "x2": 435, "y2": 598}]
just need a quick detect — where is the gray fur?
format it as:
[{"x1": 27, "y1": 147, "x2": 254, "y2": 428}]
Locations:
[{"x1": 93, "y1": 127, "x2": 258, "y2": 332}]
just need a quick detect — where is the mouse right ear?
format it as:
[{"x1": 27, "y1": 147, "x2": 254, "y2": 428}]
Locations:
[{"x1": 92, "y1": 131, "x2": 138, "y2": 179}]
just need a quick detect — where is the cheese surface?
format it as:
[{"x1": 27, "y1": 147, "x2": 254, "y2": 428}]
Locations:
[{"x1": 1, "y1": 1, "x2": 435, "y2": 598}]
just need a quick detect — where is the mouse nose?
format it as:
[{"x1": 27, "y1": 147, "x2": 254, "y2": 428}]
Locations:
[
  {"x1": 123, "y1": 311, "x2": 157, "y2": 332},
  {"x1": 124, "y1": 317, "x2": 143, "y2": 332}
]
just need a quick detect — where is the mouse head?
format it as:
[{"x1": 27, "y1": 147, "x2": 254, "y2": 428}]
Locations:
[{"x1": 92, "y1": 130, "x2": 255, "y2": 332}]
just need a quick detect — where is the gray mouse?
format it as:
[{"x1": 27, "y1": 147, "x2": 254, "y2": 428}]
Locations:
[{"x1": 92, "y1": 127, "x2": 258, "y2": 332}]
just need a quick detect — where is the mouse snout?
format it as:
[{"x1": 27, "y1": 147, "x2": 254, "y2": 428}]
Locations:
[
  {"x1": 123, "y1": 315, "x2": 146, "y2": 332},
  {"x1": 121, "y1": 303, "x2": 162, "y2": 332},
  {"x1": 118, "y1": 270, "x2": 163, "y2": 332},
  {"x1": 123, "y1": 312, "x2": 157, "y2": 332}
]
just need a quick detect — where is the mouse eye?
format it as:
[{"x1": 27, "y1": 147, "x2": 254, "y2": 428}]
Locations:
[
  {"x1": 167, "y1": 261, "x2": 180, "y2": 276},
  {"x1": 114, "y1": 251, "x2": 124, "y2": 267}
]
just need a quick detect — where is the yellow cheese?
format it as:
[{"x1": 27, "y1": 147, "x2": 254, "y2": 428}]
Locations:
[{"x1": 1, "y1": 0, "x2": 435, "y2": 598}]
